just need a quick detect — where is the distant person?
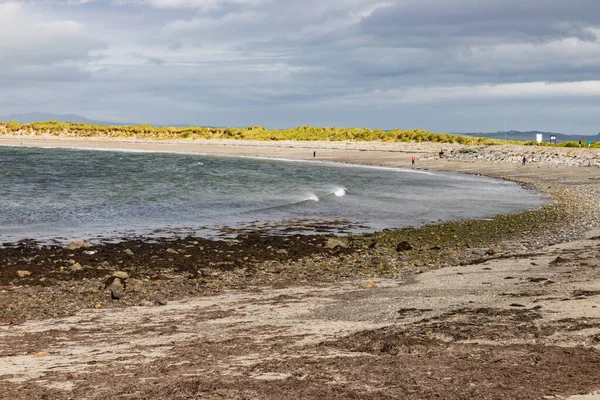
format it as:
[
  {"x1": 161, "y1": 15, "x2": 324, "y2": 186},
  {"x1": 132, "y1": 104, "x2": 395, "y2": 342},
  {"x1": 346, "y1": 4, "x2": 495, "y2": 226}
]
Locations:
[
  {"x1": 579, "y1": 140, "x2": 582, "y2": 148},
  {"x1": 588, "y1": 140, "x2": 592, "y2": 148},
  {"x1": 522, "y1": 156, "x2": 527, "y2": 165},
  {"x1": 412, "y1": 156, "x2": 415, "y2": 166},
  {"x1": 439, "y1": 149, "x2": 444, "y2": 158},
  {"x1": 313, "y1": 151, "x2": 316, "y2": 158}
]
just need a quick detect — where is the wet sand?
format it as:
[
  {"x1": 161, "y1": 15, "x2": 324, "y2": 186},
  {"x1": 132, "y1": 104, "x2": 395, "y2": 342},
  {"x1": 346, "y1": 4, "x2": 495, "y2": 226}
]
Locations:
[{"x1": 1, "y1": 136, "x2": 600, "y2": 399}]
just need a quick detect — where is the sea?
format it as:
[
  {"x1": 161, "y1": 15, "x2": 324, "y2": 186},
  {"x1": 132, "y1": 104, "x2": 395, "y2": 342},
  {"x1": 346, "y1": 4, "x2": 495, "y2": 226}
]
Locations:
[{"x1": 0, "y1": 146, "x2": 547, "y2": 244}]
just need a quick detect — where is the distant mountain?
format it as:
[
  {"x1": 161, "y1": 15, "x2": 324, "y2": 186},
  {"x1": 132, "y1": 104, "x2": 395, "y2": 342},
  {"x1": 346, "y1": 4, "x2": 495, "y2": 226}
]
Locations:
[
  {"x1": 455, "y1": 130, "x2": 600, "y2": 144},
  {"x1": 0, "y1": 112, "x2": 127, "y2": 126}
]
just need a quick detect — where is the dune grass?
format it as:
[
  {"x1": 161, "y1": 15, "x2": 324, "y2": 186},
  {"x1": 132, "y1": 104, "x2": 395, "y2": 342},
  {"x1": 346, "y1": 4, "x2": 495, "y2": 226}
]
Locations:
[
  {"x1": 0, "y1": 120, "x2": 503, "y2": 145},
  {"x1": 2, "y1": 120, "x2": 596, "y2": 147}
]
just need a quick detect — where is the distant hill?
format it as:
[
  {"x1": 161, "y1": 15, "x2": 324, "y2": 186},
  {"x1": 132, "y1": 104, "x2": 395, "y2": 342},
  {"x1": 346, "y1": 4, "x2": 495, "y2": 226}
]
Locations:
[
  {"x1": 0, "y1": 112, "x2": 204, "y2": 128},
  {"x1": 0, "y1": 112, "x2": 128, "y2": 126},
  {"x1": 455, "y1": 130, "x2": 600, "y2": 144}
]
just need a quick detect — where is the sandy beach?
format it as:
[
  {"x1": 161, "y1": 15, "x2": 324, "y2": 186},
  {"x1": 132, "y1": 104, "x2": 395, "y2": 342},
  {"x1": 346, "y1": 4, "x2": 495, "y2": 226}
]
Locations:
[{"x1": 1, "y1": 136, "x2": 600, "y2": 399}]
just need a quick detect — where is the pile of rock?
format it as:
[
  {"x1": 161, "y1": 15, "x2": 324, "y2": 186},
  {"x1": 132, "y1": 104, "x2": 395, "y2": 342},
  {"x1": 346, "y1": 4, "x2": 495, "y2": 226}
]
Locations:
[{"x1": 449, "y1": 146, "x2": 600, "y2": 168}]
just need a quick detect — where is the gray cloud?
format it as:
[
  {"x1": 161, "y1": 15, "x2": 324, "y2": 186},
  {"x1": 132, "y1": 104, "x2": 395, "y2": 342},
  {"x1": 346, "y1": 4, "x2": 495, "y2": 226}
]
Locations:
[{"x1": 1, "y1": 0, "x2": 600, "y2": 134}]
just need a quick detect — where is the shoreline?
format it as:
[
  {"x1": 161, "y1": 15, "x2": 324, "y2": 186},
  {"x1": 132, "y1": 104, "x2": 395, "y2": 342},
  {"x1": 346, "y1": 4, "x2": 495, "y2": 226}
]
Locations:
[
  {"x1": 2, "y1": 136, "x2": 600, "y2": 399},
  {"x1": 0, "y1": 135, "x2": 551, "y2": 246}
]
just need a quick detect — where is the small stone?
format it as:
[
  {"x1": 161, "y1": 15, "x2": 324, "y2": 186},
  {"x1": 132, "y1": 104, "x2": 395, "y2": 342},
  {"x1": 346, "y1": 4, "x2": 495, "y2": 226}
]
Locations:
[
  {"x1": 33, "y1": 352, "x2": 51, "y2": 358},
  {"x1": 326, "y1": 238, "x2": 346, "y2": 249},
  {"x1": 112, "y1": 271, "x2": 129, "y2": 280},
  {"x1": 486, "y1": 246, "x2": 502, "y2": 255},
  {"x1": 70, "y1": 263, "x2": 83, "y2": 272},
  {"x1": 166, "y1": 248, "x2": 178, "y2": 254},
  {"x1": 276, "y1": 249, "x2": 288, "y2": 255},
  {"x1": 95, "y1": 303, "x2": 102, "y2": 309},
  {"x1": 16, "y1": 270, "x2": 31, "y2": 278},
  {"x1": 128, "y1": 278, "x2": 143, "y2": 288},
  {"x1": 67, "y1": 240, "x2": 92, "y2": 250},
  {"x1": 362, "y1": 280, "x2": 377, "y2": 289},
  {"x1": 108, "y1": 279, "x2": 124, "y2": 300},
  {"x1": 123, "y1": 249, "x2": 134, "y2": 257},
  {"x1": 154, "y1": 295, "x2": 168, "y2": 306},
  {"x1": 396, "y1": 241, "x2": 413, "y2": 252}
]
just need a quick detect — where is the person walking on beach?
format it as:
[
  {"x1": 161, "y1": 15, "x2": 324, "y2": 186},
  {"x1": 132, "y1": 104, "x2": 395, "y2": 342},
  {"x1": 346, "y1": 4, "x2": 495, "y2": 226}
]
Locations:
[
  {"x1": 522, "y1": 156, "x2": 527, "y2": 165},
  {"x1": 411, "y1": 156, "x2": 415, "y2": 166}
]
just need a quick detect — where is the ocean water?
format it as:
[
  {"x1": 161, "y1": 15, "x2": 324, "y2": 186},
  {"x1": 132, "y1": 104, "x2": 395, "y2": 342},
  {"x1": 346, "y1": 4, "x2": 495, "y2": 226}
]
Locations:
[{"x1": 0, "y1": 146, "x2": 547, "y2": 243}]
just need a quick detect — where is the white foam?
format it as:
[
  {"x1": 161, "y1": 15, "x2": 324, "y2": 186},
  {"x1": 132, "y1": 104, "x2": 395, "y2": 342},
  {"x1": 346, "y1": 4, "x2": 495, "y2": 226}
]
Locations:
[
  {"x1": 305, "y1": 194, "x2": 319, "y2": 202},
  {"x1": 334, "y1": 187, "x2": 347, "y2": 197}
]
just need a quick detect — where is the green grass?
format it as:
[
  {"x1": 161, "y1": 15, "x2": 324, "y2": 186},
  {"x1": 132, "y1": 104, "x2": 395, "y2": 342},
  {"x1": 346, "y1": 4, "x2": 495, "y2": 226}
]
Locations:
[
  {"x1": 3, "y1": 120, "x2": 597, "y2": 147},
  {"x1": 0, "y1": 120, "x2": 502, "y2": 145}
]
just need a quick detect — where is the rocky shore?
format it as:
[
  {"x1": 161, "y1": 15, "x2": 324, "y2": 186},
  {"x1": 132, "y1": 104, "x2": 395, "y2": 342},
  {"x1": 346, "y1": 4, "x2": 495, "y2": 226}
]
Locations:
[{"x1": 1, "y1": 138, "x2": 600, "y2": 399}]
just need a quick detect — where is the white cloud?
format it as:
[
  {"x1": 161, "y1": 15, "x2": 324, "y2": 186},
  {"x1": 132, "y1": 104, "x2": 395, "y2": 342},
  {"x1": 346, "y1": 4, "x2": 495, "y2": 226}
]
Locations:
[
  {"x1": 116, "y1": 0, "x2": 270, "y2": 11},
  {"x1": 0, "y1": 2, "x2": 105, "y2": 66}
]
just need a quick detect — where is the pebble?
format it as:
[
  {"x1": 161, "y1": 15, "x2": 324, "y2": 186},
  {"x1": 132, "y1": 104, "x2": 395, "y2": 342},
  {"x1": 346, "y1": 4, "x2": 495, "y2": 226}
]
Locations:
[
  {"x1": 108, "y1": 279, "x2": 124, "y2": 300},
  {"x1": 70, "y1": 263, "x2": 83, "y2": 272},
  {"x1": 112, "y1": 271, "x2": 129, "y2": 280},
  {"x1": 67, "y1": 240, "x2": 93, "y2": 250}
]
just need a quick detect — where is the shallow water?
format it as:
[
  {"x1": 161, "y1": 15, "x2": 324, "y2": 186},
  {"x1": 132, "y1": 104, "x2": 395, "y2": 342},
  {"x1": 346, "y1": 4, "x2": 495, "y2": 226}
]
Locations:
[{"x1": 0, "y1": 146, "x2": 547, "y2": 243}]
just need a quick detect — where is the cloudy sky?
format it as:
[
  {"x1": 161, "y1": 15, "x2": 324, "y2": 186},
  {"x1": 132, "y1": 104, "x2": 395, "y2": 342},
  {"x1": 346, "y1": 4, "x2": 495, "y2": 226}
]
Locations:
[{"x1": 1, "y1": 0, "x2": 600, "y2": 133}]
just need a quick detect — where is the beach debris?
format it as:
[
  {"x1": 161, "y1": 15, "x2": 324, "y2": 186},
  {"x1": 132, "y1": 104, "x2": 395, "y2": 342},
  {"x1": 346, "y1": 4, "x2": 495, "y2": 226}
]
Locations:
[
  {"x1": 70, "y1": 263, "x2": 83, "y2": 272},
  {"x1": 123, "y1": 248, "x2": 134, "y2": 257},
  {"x1": 33, "y1": 352, "x2": 51, "y2": 358},
  {"x1": 396, "y1": 241, "x2": 413, "y2": 252},
  {"x1": 16, "y1": 270, "x2": 31, "y2": 278},
  {"x1": 326, "y1": 238, "x2": 346, "y2": 249},
  {"x1": 166, "y1": 248, "x2": 179, "y2": 254},
  {"x1": 83, "y1": 250, "x2": 96, "y2": 255},
  {"x1": 154, "y1": 295, "x2": 168, "y2": 306},
  {"x1": 67, "y1": 240, "x2": 93, "y2": 250}
]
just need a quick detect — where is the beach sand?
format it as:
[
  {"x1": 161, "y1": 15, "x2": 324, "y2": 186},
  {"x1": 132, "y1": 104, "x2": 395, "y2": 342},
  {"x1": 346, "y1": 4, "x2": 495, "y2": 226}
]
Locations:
[{"x1": 1, "y1": 136, "x2": 600, "y2": 399}]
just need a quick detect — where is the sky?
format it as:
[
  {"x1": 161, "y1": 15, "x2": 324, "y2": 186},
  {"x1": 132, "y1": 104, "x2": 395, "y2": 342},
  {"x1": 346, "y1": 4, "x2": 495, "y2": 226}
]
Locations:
[{"x1": 1, "y1": 0, "x2": 600, "y2": 134}]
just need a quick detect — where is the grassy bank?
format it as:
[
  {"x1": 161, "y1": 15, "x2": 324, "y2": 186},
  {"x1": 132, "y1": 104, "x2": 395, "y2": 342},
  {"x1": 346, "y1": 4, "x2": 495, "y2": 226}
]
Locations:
[{"x1": 0, "y1": 120, "x2": 499, "y2": 145}]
